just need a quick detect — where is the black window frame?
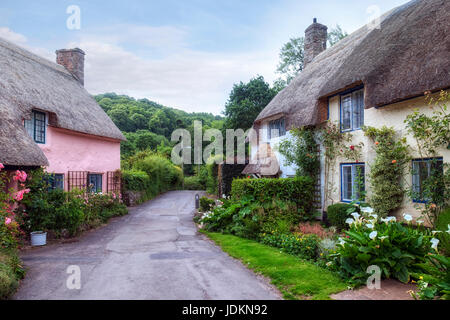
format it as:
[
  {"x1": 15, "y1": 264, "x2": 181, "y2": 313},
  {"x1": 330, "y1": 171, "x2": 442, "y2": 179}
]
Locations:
[{"x1": 24, "y1": 110, "x2": 47, "y2": 144}]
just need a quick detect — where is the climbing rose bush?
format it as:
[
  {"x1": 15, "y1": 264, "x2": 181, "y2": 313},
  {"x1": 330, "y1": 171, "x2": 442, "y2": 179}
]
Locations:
[{"x1": 0, "y1": 164, "x2": 26, "y2": 248}]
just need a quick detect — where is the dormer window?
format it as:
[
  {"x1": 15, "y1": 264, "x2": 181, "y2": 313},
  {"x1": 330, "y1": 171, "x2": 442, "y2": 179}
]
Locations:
[
  {"x1": 340, "y1": 88, "x2": 364, "y2": 132},
  {"x1": 268, "y1": 117, "x2": 286, "y2": 140},
  {"x1": 24, "y1": 110, "x2": 46, "y2": 144}
]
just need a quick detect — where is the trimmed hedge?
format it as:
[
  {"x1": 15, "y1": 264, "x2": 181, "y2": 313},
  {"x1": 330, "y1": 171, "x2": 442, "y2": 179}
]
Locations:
[
  {"x1": 231, "y1": 177, "x2": 315, "y2": 219},
  {"x1": 122, "y1": 170, "x2": 151, "y2": 192},
  {"x1": 327, "y1": 203, "x2": 356, "y2": 230}
]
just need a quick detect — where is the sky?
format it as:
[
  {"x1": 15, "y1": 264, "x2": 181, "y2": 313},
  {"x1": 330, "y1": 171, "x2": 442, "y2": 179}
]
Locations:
[{"x1": 0, "y1": 0, "x2": 410, "y2": 115}]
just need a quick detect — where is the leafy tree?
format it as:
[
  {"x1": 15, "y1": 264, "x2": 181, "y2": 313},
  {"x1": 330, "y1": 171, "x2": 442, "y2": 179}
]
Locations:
[
  {"x1": 327, "y1": 25, "x2": 348, "y2": 46},
  {"x1": 223, "y1": 76, "x2": 278, "y2": 131},
  {"x1": 276, "y1": 25, "x2": 348, "y2": 84}
]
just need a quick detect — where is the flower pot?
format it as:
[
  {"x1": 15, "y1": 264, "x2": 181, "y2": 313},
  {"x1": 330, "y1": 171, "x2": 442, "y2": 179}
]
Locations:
[{"x1": 30, "y1": 231, "x2": 47, "y2": 246}]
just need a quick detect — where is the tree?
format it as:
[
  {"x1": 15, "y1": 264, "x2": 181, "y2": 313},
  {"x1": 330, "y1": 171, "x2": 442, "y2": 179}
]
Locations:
[
  {"x1": 223, "y1": 76, "x2": 278, "y2": 131},
  {"x1": 276, "y1": 25, "x2": 348, "y2": 84},
  {"x1": 276, "y1": 37, "x2": 304, "y2": 84},
  {"x1": 328, "y1": 25, "x2": 348, "y2": 47}
]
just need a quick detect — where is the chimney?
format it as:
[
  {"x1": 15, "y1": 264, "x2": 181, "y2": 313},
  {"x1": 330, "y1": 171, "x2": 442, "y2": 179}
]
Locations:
[
  {"x1": 304, "y1": 18, "x2": 328, "y2": 67},
  {"x1": 56, "y1": 48, "x2": 85, "y2": 86}
]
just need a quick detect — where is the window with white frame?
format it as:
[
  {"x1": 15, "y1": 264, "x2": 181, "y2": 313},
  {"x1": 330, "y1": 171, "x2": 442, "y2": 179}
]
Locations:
[
  {"x1": 341, "y1": 163, "x2": 365, "y2": 202},
  {"x1": 267, "y1": 117, "x2": 286, "y2": 140},
  {"x1": 340, "y1": 88, "x2": 364, "y2": 132},
  {"x1": 24, "y1": 110, "x2": 46, "y2": 144},
  {"x1": 412, "y1": 158, "x2": 444, "y2": 203}
]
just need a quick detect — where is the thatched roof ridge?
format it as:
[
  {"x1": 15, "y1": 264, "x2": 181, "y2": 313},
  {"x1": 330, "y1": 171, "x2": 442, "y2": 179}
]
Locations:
[
  {"x1": 0, "y1": 36, "x2": 125, "y2": 166},
  {"x1": 256, "y1": 0, "x2": 450, "y2": 128}
]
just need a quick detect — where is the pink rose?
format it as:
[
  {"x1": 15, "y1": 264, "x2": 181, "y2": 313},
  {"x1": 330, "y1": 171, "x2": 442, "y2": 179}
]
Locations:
[
  {"x1": 14, "y1": 188, "x2": 30, "y2": 201},
  {"x1": 13, "y1": 170, "x2": 27, "y2": 183},
  {"x1": 5, "y1": 217, "x2": 12, "y2": 225},
  {"x1": 0, "y1": 163, "x2": 4, "y2": 171}
]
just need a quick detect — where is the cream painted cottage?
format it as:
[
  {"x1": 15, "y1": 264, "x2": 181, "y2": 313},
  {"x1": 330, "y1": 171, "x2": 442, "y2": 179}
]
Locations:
[{"x1": 243, "y1": 0, "x2": 450, "y2": 221}]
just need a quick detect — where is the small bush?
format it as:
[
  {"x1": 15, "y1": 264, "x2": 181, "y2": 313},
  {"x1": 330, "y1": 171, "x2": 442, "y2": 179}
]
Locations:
[
  {"x1": 331, "y1": 213, "x2": 433, "y2": 285},
  {"x1": 295, "y1": 222, "x2": 335, "y2": 239},
  {"x1": 436, "y1": 208, "x2": 450, "y2": 256},
  {"x1": 199, "y1": 197, "x2": 215, "y2": 212},
  {"x1": 327, "y1": 203, "x2": 358, "y2": 230},
  {"x1": 231, "y1": 177, "x2": 315, "y2": 220},
  {"x1": 0, "y1": 248, "x2": 24, "y2": 300},
  {"x1": 260, "y1": 232, "x2": 320, "y2": 261},
  {"x1": 184, "y1": 176, "x2": 205, "y2": 190}
]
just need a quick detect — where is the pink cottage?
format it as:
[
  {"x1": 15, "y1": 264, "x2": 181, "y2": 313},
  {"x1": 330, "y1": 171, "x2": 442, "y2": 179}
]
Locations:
[{"x1": 0, "y1": 37, "x2": 125, "y2": 193}]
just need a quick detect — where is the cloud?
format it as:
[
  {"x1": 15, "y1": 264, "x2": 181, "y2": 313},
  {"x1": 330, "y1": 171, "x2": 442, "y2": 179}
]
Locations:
[
  {"x1": 0, "y1": 27, "x2": 27, "y2": 44},
  {"x1": 1, "y1": 25, "x2": 278, "y2": 115},
  {"x1": 66, "y1": 27, "x2": 278, "y2": 115}
]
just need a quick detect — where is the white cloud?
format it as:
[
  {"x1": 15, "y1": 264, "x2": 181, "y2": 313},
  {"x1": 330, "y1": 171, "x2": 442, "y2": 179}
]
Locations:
[{"x1": 0, "y1": 27, "x2": 27, "y2": 44}]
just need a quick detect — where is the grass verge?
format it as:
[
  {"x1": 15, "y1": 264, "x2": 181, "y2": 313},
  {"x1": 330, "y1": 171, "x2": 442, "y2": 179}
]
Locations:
[
  {"x1": 0, "y1": 248, "x2": 25, "y2": 300},
  {"x1": 203, "y1": 231, "x2": 347, "y2": 300}
]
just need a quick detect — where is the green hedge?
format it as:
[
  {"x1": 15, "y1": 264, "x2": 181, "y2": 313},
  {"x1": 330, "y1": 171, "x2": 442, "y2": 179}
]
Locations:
[
  {"x1": 231, "y1": 177, "x2": 315, "y2": 219},
  {"x1": 133, "y1": 154, "x2": 183, "y2": 196},
  {"x1": 184, "y1": 176, "x2": 205, "y2": 190},
  {"x1": 122, "y1": 170, "x2": 151, "y2": 192},
  {"x1": 327, "y1": 203, "x2": 357, "y2": 230}
]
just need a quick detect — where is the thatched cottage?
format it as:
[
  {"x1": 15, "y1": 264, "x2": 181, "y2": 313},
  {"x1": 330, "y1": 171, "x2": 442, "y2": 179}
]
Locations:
[
  {"x1": 243, "y1": 0, "x2": 450, "y2": 219},
  {"x1": 0, "y1": 37, "x2": 125, "y2": 193}
]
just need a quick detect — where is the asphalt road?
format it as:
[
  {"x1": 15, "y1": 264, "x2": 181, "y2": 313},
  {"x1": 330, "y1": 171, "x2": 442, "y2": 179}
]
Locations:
[{"x1": 14, "y1": 191, "x2": 280, "y2": 300}]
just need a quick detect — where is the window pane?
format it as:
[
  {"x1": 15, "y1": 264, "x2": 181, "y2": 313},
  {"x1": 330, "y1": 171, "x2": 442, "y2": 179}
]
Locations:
[
  {"x1": 342, "y1": 166, "x2": 352, "y2": 201},
  {"x1": 34, "y1": 111, "x2": 46, "y2": 143},
  {"x1": 341, "y1": 96, "x2": 352, "y2": 130},
  {"x1": 24, "y1": 117, "x2": 34, "y2": 138},
  {"x1": 89, "y1": 174, "x2": 103, "y2": 193},
  {"x1": 412, "y1": 162, "x2": 421, "y2": 198},
  {"x1": 352, "y1": 90, "x2": 364, "y2": 129},
  {"x1": 353, "y1": 165, "x2": 365, "y2": 201}
]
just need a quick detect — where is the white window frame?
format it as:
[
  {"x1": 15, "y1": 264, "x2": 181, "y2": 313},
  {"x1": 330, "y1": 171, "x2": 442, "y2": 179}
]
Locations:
[{"x1": 341, "y1": 163, "x2": 365, "y2": 202}]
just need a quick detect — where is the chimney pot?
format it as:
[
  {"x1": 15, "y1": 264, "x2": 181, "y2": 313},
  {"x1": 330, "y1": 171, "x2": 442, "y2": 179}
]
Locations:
[
  {"x1": 304, "y1": 19, "x2": 328, "y2": 68},
  {"x1": 56, "y1": 48, "x2": 85, "y2": 86}
]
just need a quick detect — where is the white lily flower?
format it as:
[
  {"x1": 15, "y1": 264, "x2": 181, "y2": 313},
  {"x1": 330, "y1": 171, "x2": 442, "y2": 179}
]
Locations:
[
  {"x1": 369, "y1": 231, "x2": 378, "y2": 240},
  {"x1": 351, "y1": 212, "x2": 360, "y2": 220},
  {"x1": 430, "y1": 238, "x2": 439, "y2": 251},
  {"x1": 416, "y1": 220, "x2": 424, "y2": 225},
  {"x1": 379, "y1": 236, "x2": 389, "y2": 241},
  {"x1": 446, "y1": 224, "x2": 450, "y2": 235},
  {"x1": 370, "y1": 214, "x2": 378, "y2": 220},
  {"x1": 366, "y1": 223, "x2": 374, "y2": 229},
  {"x1": 345, "y1": 218, "x2": 355, "y2": 225},
  {"x1": 338, "y1": 238, "x2": 346, "y2": 246},
  {"x1": 403, "y1": 214, "x2": 413, "y2": 222},
  {"x1": 387, "y1": 216, "x2": 397, "y2": 223},
  {"x1": 432, "y1": 231, "x2": 442, "y2": 235},
  {"x1": 361, "y1": 207, "x2": 374, "y2": 214}
]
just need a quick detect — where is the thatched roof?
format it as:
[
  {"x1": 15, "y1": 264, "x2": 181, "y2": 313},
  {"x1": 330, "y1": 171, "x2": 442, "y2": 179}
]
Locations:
[
  {"x1": 0, "y1": 37, "x2": 125, "y2": 166},
  {"x1": 255, "y1": 0, "x2": 450, "y2": 129}
]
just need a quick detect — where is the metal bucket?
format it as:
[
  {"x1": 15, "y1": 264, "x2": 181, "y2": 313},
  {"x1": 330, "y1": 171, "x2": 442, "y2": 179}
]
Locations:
[{"x1": 30, "y1": 231, "x2": 47, "y2": 246}]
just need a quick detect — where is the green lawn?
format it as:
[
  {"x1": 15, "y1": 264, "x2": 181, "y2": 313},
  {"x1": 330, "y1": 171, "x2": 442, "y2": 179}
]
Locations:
[{"x1": 203, "y1": 232, "x2": 347, "y2": 300}]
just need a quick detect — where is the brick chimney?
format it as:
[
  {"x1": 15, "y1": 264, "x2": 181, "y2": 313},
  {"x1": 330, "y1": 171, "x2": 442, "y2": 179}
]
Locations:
[
  {"x1": 56, "y1": 48, "x2": 85, "y2": 86},
  {"x1": 304, "y1": 18, "x2": 328, "y2": 67}
]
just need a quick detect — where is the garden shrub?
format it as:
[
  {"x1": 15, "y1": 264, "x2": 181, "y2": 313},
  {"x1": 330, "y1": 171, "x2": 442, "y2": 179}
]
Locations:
[
  {"x1": 331, "y1": 212, "x2": 434, "y2": 285},
  {"x1": 295, "y1": 222, "x2": 335, "y2": 239},
  {"x1": 206, "y1": 158, "x2": 220, "y2": 195},
  {"x1": 326, "y1": 203, "x2": 357, "y2": 230},
  {"x1": 199, "y1": 197, "x2": 215, "y2": 212},
  {"x1": 218, "y1": 163, "x2": 246, "y2": 197},
  {"x1": 411, "y1": 254, "x2": 450, "y2": 300},
  {"x1": 184, "y1": 176, "x2": 205, "y2": 190},
  {"x1": 133, "y1": 154, "x2": 183, "y2": 197},
  {"x1": 122, "y1": 170, "x2": 150, "y2": 192},
  {"x1": 260, "y1": 232, "x2": 320, "y2": 261},
  {"x1": 436, "y1": 207, "x2": 450, "y2": 256},
  {"x1": 231, "y1": 177, "x2": 315, "y2": 220},
  {"x1": 0, "y1": 248, "x2": 24, "y2": 300}
]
